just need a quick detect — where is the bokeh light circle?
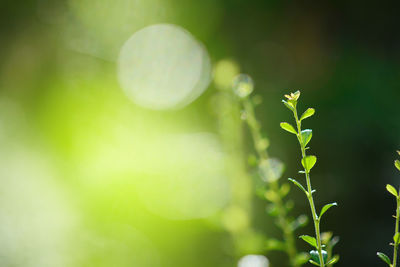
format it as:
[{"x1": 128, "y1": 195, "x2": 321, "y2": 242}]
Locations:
[
  {"x1": 213, "y1": 59, "x2": 240, "y2": 90},
  {"x1": 238, "y1": 255, "x2": 269, "y2": 267},
  {"x1": 118, "y1": 24, "x2": 211, "y2": 109},
  {"x1": 232, "y1": 74, "x2": 254, "y2": 98}
]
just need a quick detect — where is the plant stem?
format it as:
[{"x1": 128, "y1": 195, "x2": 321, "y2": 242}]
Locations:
[
  {"x1": 293, "y1": 106, "x2": 325, "y2": 267},
  {"x1": 394, "y1": 193, "x2": 400, "y2": 267},
  {"x1": 243, "y1": 98, "x2": 300, "y2": 267}
]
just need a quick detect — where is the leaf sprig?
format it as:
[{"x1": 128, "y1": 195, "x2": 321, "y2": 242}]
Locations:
[
  {"x1": 280, "y1": 91, "x2": 339, "y2": 267},
  {"x1": 377, "y1": 151, "x2": 400, "y2": 267}
]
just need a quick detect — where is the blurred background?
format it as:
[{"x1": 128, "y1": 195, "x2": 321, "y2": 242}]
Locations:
[{"x1": 1, "y1": 0, "x2": 400, "y2": 266}]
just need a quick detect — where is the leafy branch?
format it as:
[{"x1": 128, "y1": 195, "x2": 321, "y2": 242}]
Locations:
[
  {"x1": 377, "y1": 151, "x2": 400, "y2": 267},
  {"x1": 280, "y1": 91, "x2": 339, "y2": 267}
]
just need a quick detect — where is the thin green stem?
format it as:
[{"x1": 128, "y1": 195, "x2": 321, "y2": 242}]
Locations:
[
  {"x1": 243, "y1": 98, "x2": 300, "y2": 267},
  {"x1": 293, "y1": 106, "x2": 325, "y2": 267},
  {"x1": 394, "y1": 194, "x2": 400, "y2": 267}
]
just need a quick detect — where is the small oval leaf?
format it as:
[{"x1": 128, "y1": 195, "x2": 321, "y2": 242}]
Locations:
[
  {"x1": 300, "y1": 235, "x2": 317, "y2": 248},
  {"x1": 265, "y1": 238, "x2": 286, "y2": 251},
  {"x1": 300, "y1": 108, "x2": 315, "y2": 120},
  {"x1": 282, "y1": 100, "x2": 294, "y2": 111},
  {"x1": 386, "y1": 184, "x2": 398, "y2": 197},
  {"x1": 395, "y1": 160, "x2": 400, "y2": 172},
  {"x1": 377, "y1": 252, "x2": 391, "y2": 266},
  {"x1": 288, "y1": 178, "x2": 308, "y2": 195},
  {"x1": 326, "y1": 255, "x2": 340, "y2": 265},
  {"x1": 319, "y1": 202, "x2": 338, "y2": 219},
  {"x1": 280, "y1": 122, "x2": 297, "y2": 134},
  {"x1": 294, "y1": 252, "x2": 310, "y2": 266},
  {"x1": 320, "y1": 232, "x2": 333, "y2": 244},
  {"x1": 394, "y1": 232, "x2": 400, "y2": 245},
  {"x1": 301, "y1": 155, "x2": 317, "y2": 172},
  {"x1": 308, "y1": 259, "x2": 320, "y2": 266},
  {"x1": 301, "y1": 129, "x2": 313, "y2": 147},
  {"x1": 280, "y1": 183, "x2": 291, "y2": 197},
  {"x1": 265, "y1": 190, "x2": 279, "y2": 202},
  {"x1": 266, "y1": 204, "x2": 279, "y2": 216}
]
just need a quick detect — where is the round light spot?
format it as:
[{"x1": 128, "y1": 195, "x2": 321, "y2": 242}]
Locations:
[
  {"x1": 213, "y1": 59, "x2": 240, "y2": 90},
  {"x1": 238, "y1": 255, "x2": 269, "y2": 267},
  {"x1": 118, "y1": 24, "x2": 211, "y2": 109},
  {"x1": 232, "y1": 74, "x2": 254, "y2": 98}
]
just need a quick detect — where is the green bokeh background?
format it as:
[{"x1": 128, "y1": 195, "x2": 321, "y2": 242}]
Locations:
[{"x1": 1, "y1": 0, "x2": 400, "y2": 266}]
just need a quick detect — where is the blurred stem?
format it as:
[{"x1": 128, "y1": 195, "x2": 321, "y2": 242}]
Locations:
[
  {"x1": 394, "y1": 193, "x2": 400, "y2": 267},
  {"x1": 293, "y1": 106, "x2": 324, "y2": 267},
  {"x1": 242, "y1": 97, "x2": 300, "y2": 267},
  {"x1": 325, "y1": 242, "x2": 333, "y2": 267}
]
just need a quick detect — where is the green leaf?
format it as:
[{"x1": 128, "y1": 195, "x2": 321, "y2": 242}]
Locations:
[
  {"x1": 319, "y1": 202, "x2": 338, "y2": 219},
  {"x1": 386, "y1": 184, "x2": 398, "y2": 197},
  {"x1": 294, "y1": 252, "x2": 310, "y2": 266},
  {"x1": 265, "y1": 239, "x2": 286, "y2": 251},
  {"x1": 265, "y1": 190, "x2": 279, "y2": 202},
  {"x1": 282, "y1": 100, "x2": 294, "y2": 111},
  {"x1": 309, "y1": 260, "x2": 320, "y2": 266},
  {"x1": 266, "y1": 204, "x2": 279, "y2": 216},
  {"x1": 377, "y1": 252, "x2": 391, "y2": 266},
  {"x1": 280, "y1": 122, "x2": 297, "y2": 134},
  {"x1": 288, "y1": 178, "x2": 308, "y2": 195},
  {"x1": 280, "y1": 183, "x2": 291, "y2": 197},
  {"x1": 301, "y1": 129, "x2": 313, "y2": 146},
  {"x1": 395, "y1": 160, "x2": 400, "y2": 172},
  {"x1": 394, "y1": 232, "x2": 400, "y2": 245},
  {"x1": 397, "y1": 150, "x2": 400, "y2": 156},
  {"x1": 320, "y1": 232, "x2": 333, "y2": 244},
  {"x1": 300, "y1": 108, "x2": 315, "y2": 120},
  {"x1": 300, "y1": 235, "x2": 317, "y2": 248},
  {"x1": 326, "y1": 255, "x2": 340, "y2": 265},
  {"x1": 301, "y1": 155, "x2": 317, "y2": 172}
]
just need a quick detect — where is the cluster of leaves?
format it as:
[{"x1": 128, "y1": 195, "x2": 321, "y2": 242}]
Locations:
[
  {"x1": 280, "y1": 91, "x2": 339, "y2": 267},
  {"x1": 233, "y1": 75, "x2": 309, "y2": 267},
  {"x1": 377, "y1": 151, "x2": 400, "y2": 267}
]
